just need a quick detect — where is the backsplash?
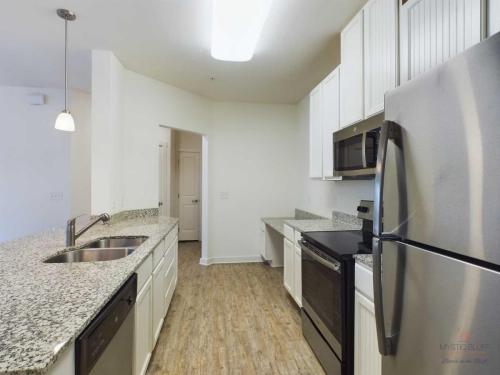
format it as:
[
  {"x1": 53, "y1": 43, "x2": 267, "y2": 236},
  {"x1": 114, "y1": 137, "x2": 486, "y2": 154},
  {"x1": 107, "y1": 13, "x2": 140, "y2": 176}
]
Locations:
[{"x1": 294, "y1": 209, "x2": 325, "y2": 220}]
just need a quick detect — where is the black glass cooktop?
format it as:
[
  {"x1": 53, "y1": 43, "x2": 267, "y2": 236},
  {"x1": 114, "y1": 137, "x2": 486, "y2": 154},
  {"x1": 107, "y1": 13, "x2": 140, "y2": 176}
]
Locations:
[{"x1": 301, "y1": 230, "x2": 372, "y2": 261}]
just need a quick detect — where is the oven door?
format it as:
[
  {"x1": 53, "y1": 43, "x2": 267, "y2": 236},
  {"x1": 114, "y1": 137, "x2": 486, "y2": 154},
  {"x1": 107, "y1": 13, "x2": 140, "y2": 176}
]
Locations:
[{"x1": 301, "y1": 241, "x2": 344, "y2": 359}]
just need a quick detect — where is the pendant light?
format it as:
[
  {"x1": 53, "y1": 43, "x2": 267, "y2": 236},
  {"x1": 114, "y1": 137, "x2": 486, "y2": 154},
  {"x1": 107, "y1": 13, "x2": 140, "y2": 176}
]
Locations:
[{"x1": 54, "y1": 9, "x2": 76, "y2": 132}]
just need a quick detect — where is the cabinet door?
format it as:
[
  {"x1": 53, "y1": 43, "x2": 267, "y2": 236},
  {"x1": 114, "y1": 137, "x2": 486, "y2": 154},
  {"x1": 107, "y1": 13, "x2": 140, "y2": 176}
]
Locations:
[
  {"x1": 400, "y1": 0, "x2": 483, "y2": 83},
  {"x1": 354, "y1": 290, "x2": 381, "y2": 375},
  {"x1": 260, "y1": 223, "x2": 267, "y2": 260},
  {"x1": 309, "y1": 85, "x2": 323, "y2": 178},
  {"x1": 283, "y1": 238, "x2": 294, "y2": 295},
  {"x1": 173, "y1": 239, "x2": 178, "y2": 287},
  {"x1": 340, "y1": 11, "x2": 364, "y2": 127},
  {"x1": 363, "y1": 0, "x2": 398, "y2": 117},
  {"x1": 293, "y1": 245, "x2": 302, "y2": 307},
  {"x1": 152, "y1": 257, "x2": 165, "y2": 346},
  {"x1": 321, "y1": 67, "x2": 341, "y2": 180},
  {"x1": 135, "y1": 278, "x2": 152, "y2": 375}
]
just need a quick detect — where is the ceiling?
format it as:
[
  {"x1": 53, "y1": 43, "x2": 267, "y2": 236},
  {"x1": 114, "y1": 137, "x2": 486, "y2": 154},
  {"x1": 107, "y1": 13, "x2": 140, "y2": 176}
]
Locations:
[{"x1": 0, "y1": 0, "x2": 366, "y2": 104}]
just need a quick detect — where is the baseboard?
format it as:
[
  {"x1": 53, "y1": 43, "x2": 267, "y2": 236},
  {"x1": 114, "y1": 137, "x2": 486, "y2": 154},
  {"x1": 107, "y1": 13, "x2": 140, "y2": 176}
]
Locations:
[
  {"x1": 199, "y1": 257, "x2": 210, "y2": 266},
  {"x1": 199, "y1": 255, "x2": 264, "y2": 266}
]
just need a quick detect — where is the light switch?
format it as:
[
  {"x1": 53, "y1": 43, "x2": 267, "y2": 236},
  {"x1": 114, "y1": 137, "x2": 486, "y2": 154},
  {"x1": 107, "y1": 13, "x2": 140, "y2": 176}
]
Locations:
[{"x1": 49, "y1": 192, "x2": 64, "y2": 201}]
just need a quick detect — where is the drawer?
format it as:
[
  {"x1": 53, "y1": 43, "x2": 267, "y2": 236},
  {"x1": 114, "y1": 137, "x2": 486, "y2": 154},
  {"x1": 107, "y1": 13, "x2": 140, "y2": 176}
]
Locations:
[
  {"x1": 136, "y1": 254, "x2": 153, "y2": 292},
  {"x1": 164, "y1": 240, "x2": 176, "y2": 271},
  {"x1": 164, "y1": 268, "x2": 176, "y2": 315},
  {"x1": 284, "y1": 224, "x2": 294, "y2": 241},
  {"x1": 152, "y1": 239, "x2": 166, "y2": 269},
  {"x1": 164, "y1": 225, "x2": 178, "y2": 250},
  {"x1": 355, "y1": 263, "x2": 374, "y2": 301}
]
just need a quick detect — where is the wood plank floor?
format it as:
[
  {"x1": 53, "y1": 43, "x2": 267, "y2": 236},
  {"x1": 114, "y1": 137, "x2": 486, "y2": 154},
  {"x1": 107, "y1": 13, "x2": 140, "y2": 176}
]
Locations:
[{"x1": 146, "y1": 241, "x2": 325, "y2": 375}]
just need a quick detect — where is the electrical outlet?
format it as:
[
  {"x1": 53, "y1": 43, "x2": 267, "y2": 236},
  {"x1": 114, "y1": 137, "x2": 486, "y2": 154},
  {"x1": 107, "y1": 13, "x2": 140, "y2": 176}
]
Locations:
[{"x1": 49, "y1": 192, "x2": 64, "y2": 201}]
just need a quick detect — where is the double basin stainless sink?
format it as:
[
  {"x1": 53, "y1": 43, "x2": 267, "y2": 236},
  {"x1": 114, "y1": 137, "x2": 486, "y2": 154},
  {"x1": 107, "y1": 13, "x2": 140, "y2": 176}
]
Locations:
[{"x1": 44, "y1": 236, "x2": 149, "y2": 263}]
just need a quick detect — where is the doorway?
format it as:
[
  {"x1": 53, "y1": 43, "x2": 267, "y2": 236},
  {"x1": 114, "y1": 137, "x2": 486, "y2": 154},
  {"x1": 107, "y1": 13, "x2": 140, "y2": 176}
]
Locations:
[
  {"x1": 168, "y1": 129, "x2": 202, "y2": 242},
  {"x1": 159, "y1": 126, "x2": 207, "y2": 264}
]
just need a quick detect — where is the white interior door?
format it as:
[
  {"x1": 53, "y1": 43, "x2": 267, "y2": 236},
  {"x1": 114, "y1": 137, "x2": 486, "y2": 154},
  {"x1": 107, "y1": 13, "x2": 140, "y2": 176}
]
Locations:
[
  {"x1": 158, "y1": 143, "x2": 169, "y2": 216},
  {"x1": 178, "y1": 151, "x2": 200, "y2": 241}
]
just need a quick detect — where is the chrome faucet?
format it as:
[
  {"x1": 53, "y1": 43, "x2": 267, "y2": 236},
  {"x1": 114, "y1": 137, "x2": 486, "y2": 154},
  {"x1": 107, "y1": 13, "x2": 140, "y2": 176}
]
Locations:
[{"x1": 66, "y1": 213, "x2": 111, "y2": 247}]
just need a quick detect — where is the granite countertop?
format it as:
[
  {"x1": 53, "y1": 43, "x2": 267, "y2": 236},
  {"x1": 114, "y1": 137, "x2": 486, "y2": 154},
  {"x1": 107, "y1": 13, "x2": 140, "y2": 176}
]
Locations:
[
  {"x1": 262, "y1": 210, "x2": 372, "y2": 268},
  {"x1": 261, "y1": 217, "x2": 294, "y2": 236},
  {"x1": 284, "y1": 211, "x2": 362, "y2": 233},
  {"x1": 0, "y1": 215, "x2": 178, "y2": 375},
  {"x1": 354, "y1": 254, "x2": 373, "y2": 269},
  {"x1": 262, "y1": 211, "x2": 363, "y2": 236}
]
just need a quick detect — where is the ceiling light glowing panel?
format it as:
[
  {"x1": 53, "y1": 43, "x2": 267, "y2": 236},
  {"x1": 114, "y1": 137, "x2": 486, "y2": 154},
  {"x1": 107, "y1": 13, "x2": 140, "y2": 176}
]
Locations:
[{"x1": 211, "y1": 0, "x2": 273, "y2": 62}]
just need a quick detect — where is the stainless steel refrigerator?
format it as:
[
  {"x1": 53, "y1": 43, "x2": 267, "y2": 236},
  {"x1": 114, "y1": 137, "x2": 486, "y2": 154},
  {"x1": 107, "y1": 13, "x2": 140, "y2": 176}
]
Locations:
[{"x1": 373, "y1": 32, "x2": 500, "y2": 374}]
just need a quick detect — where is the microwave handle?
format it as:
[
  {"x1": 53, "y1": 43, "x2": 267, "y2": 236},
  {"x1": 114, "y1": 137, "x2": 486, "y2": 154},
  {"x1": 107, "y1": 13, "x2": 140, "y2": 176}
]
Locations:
[{"x1": 361, "y1": 132, "x2": 367, "y2": 168}]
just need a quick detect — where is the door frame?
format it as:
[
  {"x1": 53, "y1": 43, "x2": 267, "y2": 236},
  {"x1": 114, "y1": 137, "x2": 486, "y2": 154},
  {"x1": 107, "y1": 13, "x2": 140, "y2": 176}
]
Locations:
[{"x1": 159, "y1": 125, "x2": 209, "y2": 266}]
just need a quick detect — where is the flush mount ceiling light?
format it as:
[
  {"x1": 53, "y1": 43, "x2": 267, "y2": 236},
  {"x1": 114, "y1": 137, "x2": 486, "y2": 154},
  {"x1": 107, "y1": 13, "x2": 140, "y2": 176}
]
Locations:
[
  {"x1": 54, "y1": 9, "x2": 76, "y2": 132},
  {"x1": 211, "y1": 0, "x2": 273, "y2": 62}
]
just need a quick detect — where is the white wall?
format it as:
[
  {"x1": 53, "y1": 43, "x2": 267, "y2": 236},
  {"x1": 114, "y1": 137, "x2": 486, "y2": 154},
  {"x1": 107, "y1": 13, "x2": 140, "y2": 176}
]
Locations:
[
  {"x1": 0, "y1": 86, "x2": 90, "y2": 243},
  {"x1": 70, "y1": 91, "x2": 92, "y2": 217},
  {"x1": 295, "y1": 97, "x2": 374, "y2": 217},
  {"x1": 90, "y1": 51, "x2": 372, "y2": 264},
  {"x1": 121, "y1": 68, "x2": 212, "y2": 212},
  {"x1": 176, "y1": 130, "x2": 202, "y2": 151},
  {"x1": 90, "y1": 50, "x2": 125, "y2": 215},
  {"x1": 207, "y1": 102, "x2": 300, "y2": 262}
]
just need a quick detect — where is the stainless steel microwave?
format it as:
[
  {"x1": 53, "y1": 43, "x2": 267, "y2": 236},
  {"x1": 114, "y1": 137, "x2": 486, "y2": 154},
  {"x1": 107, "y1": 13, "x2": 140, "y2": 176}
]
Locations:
[{"x1": 333, "y1": 121, "x2": 381, "y2": 178}]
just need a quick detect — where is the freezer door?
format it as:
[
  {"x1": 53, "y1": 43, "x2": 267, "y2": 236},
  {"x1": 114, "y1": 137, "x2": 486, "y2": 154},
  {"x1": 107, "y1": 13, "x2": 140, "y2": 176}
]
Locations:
[
  {"x1": 382, "y1": 32, "x2": 500, "y2": 266},
  {"x1": 375, "y1": 240, "x2": 500, "y2": 375}
]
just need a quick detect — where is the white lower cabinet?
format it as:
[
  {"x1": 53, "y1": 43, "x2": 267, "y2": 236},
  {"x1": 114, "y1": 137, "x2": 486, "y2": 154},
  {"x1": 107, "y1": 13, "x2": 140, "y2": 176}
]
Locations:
[
  {"x1": 283, "y1": 225, "x2": 302, "y2": 307},
  {"x1": 135, "y1": 277, "x2": 153, "y2": 375},
  {"x1": 354, "y1": 264, "x2": 381, "y2": 375},
  {"x1": 152, "y1": 257, "x2": 166, "y2": 345},
  {"x1": 283, "y1": 238, "x2": 294, "y2": 294},
  {"x1": 293, "y1": 244, "x2": 302, "y2": 307},
  {"x1": 134, "y1": 225, "x2": 178, "y2": 375}
]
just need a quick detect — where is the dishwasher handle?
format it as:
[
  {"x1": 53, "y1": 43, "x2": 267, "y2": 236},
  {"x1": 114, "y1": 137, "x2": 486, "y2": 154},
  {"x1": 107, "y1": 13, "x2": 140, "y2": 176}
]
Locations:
[{"x1": 75, "y1": 273, "x2": 137, "y2": 375}]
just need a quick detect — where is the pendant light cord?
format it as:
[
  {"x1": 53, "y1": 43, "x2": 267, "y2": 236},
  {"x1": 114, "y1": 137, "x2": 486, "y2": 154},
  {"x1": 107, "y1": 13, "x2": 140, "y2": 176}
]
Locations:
[{"x1": 64, "y1": 18, "x2": 68, "y2": 111}]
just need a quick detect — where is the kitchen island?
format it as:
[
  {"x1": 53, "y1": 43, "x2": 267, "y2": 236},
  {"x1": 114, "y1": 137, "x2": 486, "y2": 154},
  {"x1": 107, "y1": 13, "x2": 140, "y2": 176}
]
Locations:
[{"x1": 0, "y1": 211, "x2": 178, "y2": 375}]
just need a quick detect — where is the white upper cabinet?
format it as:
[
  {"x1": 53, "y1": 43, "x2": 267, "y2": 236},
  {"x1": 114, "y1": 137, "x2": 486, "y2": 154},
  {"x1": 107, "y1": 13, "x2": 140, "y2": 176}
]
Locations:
[
  {"x1": 363, "y1": 0, "x2": 398, "y2": 117},
  {"x1": 309, "y1": 85, "x2": 323, "y2": 178},
  {"x1": 400, "y1": 0, "x2": 483, "y2": 83},
  {"x1": 321, "y1": 67, "x2": 341, "y2": 180},
  {"x1": 340, "y1": 11, "x2": 365, "y2": 127}
]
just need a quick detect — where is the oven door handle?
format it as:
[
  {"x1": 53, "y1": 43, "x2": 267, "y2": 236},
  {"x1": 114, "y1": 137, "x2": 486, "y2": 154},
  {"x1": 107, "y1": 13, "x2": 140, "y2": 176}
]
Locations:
[{"x1": 301, "y1": 242, "x2": 341, "y2": 274}]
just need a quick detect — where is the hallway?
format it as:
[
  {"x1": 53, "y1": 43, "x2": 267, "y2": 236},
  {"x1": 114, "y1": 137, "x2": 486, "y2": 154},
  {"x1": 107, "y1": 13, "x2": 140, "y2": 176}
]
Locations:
[{"x1": 146, "y1": 241, "x2": 324, "y2": 375}]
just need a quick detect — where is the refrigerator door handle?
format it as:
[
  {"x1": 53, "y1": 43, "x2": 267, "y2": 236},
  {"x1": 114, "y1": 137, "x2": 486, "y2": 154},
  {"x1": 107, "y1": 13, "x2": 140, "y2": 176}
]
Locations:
[
  {"x1": 373, "y1": 238, "x2": 395, "y2": 356},
  {"x1": 373, "y1": 120, "x2": 402, "y2": 237}
]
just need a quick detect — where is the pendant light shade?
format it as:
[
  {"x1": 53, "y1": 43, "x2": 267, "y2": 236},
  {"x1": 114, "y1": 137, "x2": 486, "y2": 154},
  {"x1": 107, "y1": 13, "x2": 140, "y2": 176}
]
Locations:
[
  {"x1": 55, "y1": 9, "x2": 76, "y2": 132},
  {"x1": 55, "y1": 110, "x2": 75, "y2": 132}
]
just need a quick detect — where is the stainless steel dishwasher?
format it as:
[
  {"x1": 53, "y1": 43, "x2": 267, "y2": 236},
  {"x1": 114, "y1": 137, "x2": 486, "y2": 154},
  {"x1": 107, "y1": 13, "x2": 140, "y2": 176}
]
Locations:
[{"x1": 75, "y1": 273, "x2": 137, "y2": 375}]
